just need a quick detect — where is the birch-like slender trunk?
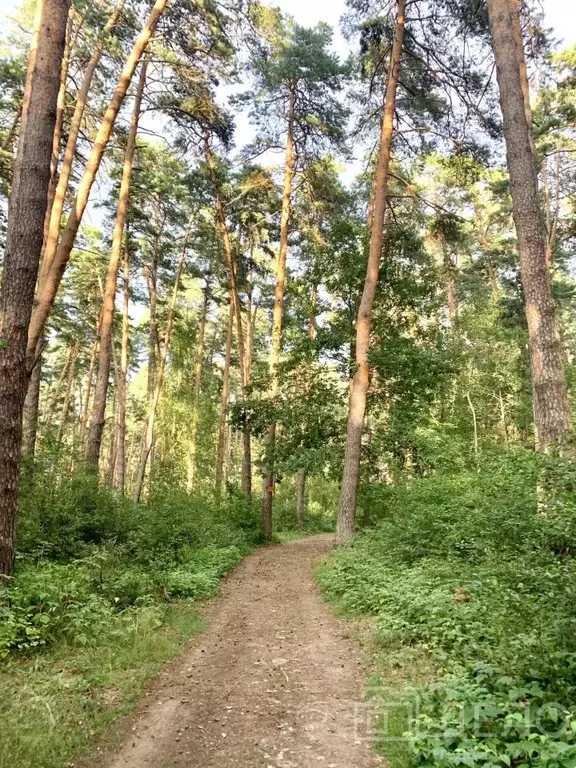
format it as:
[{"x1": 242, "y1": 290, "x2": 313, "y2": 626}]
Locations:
[
  {"x1": 27, "y1": 0, "x2": 166, "y2": 365},
  {"x1": 261, "y1": 82, "x2": 297, "y2": 539},
  {"x1": 86, "y1": 57, "x2": 147, "y2": 471},
  {"x1": 0, "y1": 0, "x2": 70, "y2": 577},
  {"x1": 487, "y1": 0, "x2": 571, "y2": 450},
  {"x1": 336, "y1": 0, "x2": 406, "y2": 544}
]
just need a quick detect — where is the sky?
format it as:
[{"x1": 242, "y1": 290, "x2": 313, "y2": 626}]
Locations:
[{"x1": 0, "y1": 0, "x2": 574, "y2": 44}]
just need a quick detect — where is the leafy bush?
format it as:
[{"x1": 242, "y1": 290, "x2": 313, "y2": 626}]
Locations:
[
  {"x1": 318, "y1": 449, "x2": 576, "y2": 768},
  {"x1": 0, "y1": 470, "x2": 257, "y2": 660}
]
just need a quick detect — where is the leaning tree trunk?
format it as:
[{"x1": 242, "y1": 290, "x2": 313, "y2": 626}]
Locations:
[
  {"x1": 0, "y1": 0, "x2": 69, "y2": 578},
  {"x1": 261, "y1": 82, "x2": 296, "y2": 539},
  {"x1": 37, "y1": 0, "x2": 125, "y2": 295},
  {"x1": 86, "y1": 57, "x2": 147, "y2": 472},
  {"x1": 115, "y1": 244, "x2": 130, "y2": 495},
  {"x1": 215, "y1": 300, "x2": 233, "y2": 498},
  {"x1": 133, "y1": 236, "x2": 189, "y2": 502},
  {"x1": 205, "y1": 138, "x2": 253, "y2": 502},
  {"x1": 186, "y1": 287, "x2": 209, "y2": 493},
  {"x1": 487, "y1": 0, "x2": 571, "y2": 450},
  {"x1": 336, "y1": 0, "x2": 406, "y2": 545},
  {"x1": 27, "y1": 0, "x2": 166, "y2": 365}
]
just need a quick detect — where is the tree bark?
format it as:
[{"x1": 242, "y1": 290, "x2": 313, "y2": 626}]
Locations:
[
  {"x1": 86, "y1": 57, "x2": 147, "y2": 472},
  {"x1": 215, "y1": 300, "x2": 233, "y2": 498},
  {"x1": 261, "y1": 82, "x2": 297, "y2": 539},
  {"x1": 205, "y1": 138, "x2": 253, "y2": 501},
  {"x1": 186, "y1": 286, "x2": 209, "y2": 493},
  {"x1": 487, "y1": 0, "x2": 571, "y2": 451},
  {"x1": 115, "y1": 244, "x2": 130, "y2": 495},
  {"x1": 134, "y1": 231, "x2": 190, "y2": 502},
  {"x1": 27, "y1": 0, "x2": 166, "y2": 364},
  {"x1": 36, "y1": 0, "x2": 126, "y2": 304},
  {"x1": 336, "y1": 0, "x2": 406, "y2": 545},
  {"x1": 0, "y1": 0, "x2": 70, "y2": 578}
]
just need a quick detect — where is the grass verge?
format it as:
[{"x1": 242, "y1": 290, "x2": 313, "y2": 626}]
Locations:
[
  {"x1": 0, "y1": 601, "x2": 203, "y2": 768},
  {"x1": 315, "y1": 558, "x2": 434, "y2": 768}
]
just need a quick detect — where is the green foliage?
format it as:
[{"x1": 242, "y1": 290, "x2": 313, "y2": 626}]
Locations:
[
  {"x1": 0, "y1": 601, "x2": 203, "y2": 768},
  {"x1": 1, "y1": 469, "x2": 257, "y2": 660},
  {"x1": 318, "y1": 450, "x2": 576, "y2": 768}
]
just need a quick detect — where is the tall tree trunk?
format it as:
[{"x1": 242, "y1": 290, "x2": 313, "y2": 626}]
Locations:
[
  {"x1": 36, "y1": 0, "x2": 126, "y2": 299},
  {"x1": 186, "y1": 287, "x2": 209, "y2": 493},
  {"x1": 79, "y1": 314, "x2": 100, "y2": 443},
  {"x1": 22, "y1": 337, "x2": 44, "y2": 456},
  {"x1": 86, "y1": 58, "x2": 147, "y2": 471},
  {"x1": 261, "y1": 82, "x2": 297, "y2": 539},
  {"x1": 56, "y1": 339, "x2": 79, "y2": 445},
  {"x1": 296, "y1": 284, "x2": 317, "y2": 527},
  {"x1": 205, "y1": 138, "x2": 253, "y2": 501},
  {"x1": 487, "y1": 0, "x2": 571, "y2": 450},
  {"x1": 0, "y1": 0, "x2": 70, "y2": 578},
  {"x1": 215, "y1": 300, "x2": 233, "y2": 498},
  {"x1": 27, "y1": 0, "x2": 166, "y2": 365},
  {"x1": 336, "y1": 0, "x2": 406, "y2": 545},
  {"x1": 115, "y1": 244, "x2": 130, "y2": 495},
  {"x1": 133, "y1": 235, "x2": 189, "y2": 502}
]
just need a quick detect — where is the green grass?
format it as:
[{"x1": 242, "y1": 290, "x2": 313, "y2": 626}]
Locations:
[
  {"x1": 0, "y1": 601, "x2": 204, "y2": 768},
  {"x1": 316, "y1": 565, "x2": 434, "y2": 768}
]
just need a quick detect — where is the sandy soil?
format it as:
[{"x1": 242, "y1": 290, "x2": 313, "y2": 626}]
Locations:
[{"x1": 86, "y1": 535, "x2": 380, "y2": 768}]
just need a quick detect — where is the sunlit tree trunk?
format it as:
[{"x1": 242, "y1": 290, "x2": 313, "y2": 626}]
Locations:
[
  {"x1": 86, "y1": 57, "x2": 147, "y2": 471},
  {"x1": 337, "y1": 0, "x2": 406, "y2": 545},
  {"x1": 205, "y1": 138, "x2": 252, "y2": 501},
  {"x1": 215, "y1": 300, "x2": 233, "y2": 498},
  {"x1": 487, "y1": 0, "x2": 571, "y2": 451},
  {"x1": 134, "y1": 235, "x2": 189, "y2": 502},
  {"x1": 261, "y1": 82, "x2": 296, "y2": 539},
  {"x1": 186, "y1": 286, "x2": 209, "y2": 493},
  {"x1": 36, "y1": 0, "x2": 126, "y2": 301},
  {"x1": 27, "y1": 0, "x2": 166, "y2": 364},
  {"x1": 115, "y1": 244, "x2": 130, "y2": 495},
  {"x1": 0, "y1": 0, "x2": 70, "y2": 578}
]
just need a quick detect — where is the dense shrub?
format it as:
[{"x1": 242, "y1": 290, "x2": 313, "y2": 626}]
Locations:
[
  {"x1": 318, "y1": 449, "x2": 576, "y2": 768},
  {"x1": 0, "y1": 470, "x2": 259, "y2": 659}
]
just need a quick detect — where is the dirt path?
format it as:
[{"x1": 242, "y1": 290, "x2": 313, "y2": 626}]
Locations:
[{"x1": 89, "y1": 535, "x2": 379, "y2": 768}]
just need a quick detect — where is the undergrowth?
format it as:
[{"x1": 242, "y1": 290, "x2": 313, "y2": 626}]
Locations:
[
  {"x1": 318, "y1": 449, "x2": 576, "y2": 768},
  {"x1": 0, "y1": 469, "x2": 260, "y2": 766}
]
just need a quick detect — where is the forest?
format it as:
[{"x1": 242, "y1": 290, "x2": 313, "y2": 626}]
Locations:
[{"x1": 1, "y1": 0, "x2": 576, "y2": 766}]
